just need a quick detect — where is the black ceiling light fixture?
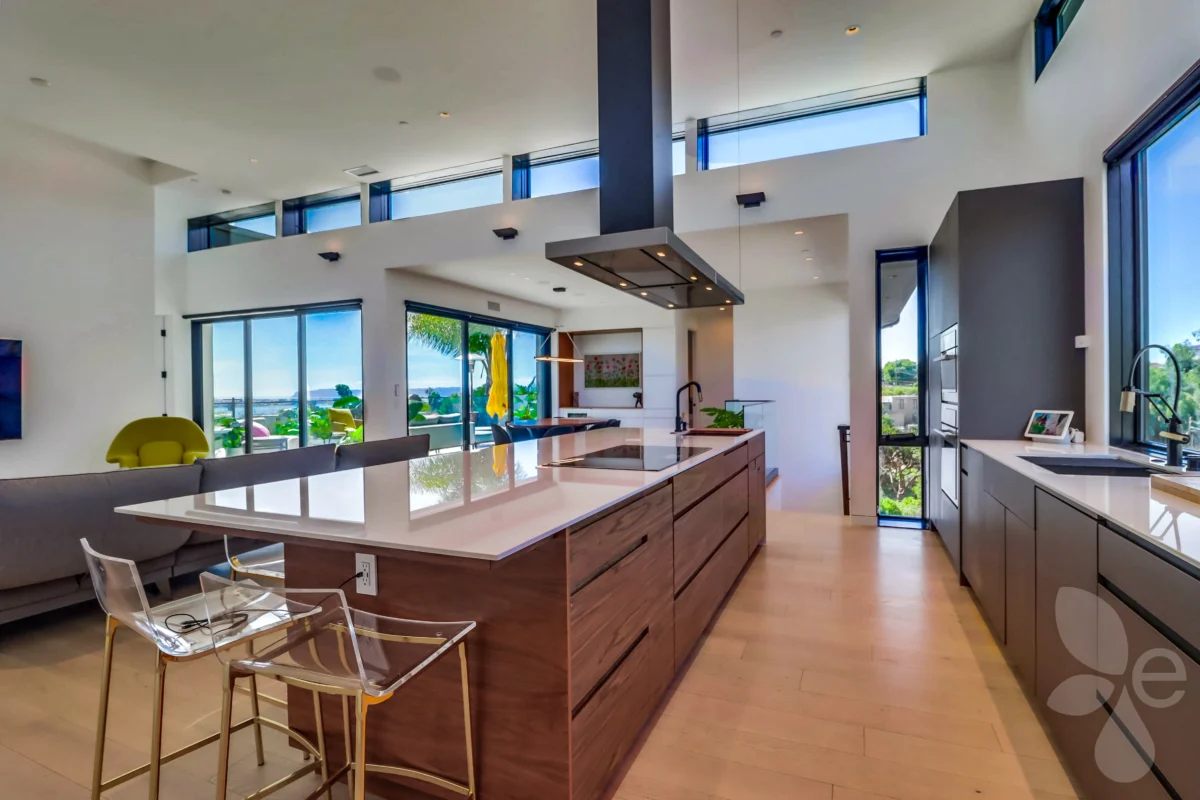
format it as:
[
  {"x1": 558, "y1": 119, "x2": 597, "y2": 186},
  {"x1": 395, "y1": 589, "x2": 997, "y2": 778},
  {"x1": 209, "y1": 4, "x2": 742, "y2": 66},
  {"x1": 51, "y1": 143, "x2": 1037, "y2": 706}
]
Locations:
[
  {"x1": 493, "y1": 227, "x2": 519, "y2": 240},
  {"x1": 318, "y1": 251, "x2": 341, "y2": 262},
  {"x1": 544, "y1": 0, "x2": 744, "y2": 310},
  {"x1": 736, "y1": 191, "x2": 767, "y2": 208}
]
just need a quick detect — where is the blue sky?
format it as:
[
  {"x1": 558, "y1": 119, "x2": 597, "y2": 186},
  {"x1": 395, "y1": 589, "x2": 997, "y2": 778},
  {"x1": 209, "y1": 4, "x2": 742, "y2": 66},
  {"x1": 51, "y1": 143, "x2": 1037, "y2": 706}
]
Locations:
[
  {"x1": 1146, "y1": 103, "x2": 1200, "y2": 348},
  {"x1": 211, "y1": 309, "x2": 362, "y2": 399},
  {"x1": 406, "y1": 327, "x2": 541, "y2": 393}
]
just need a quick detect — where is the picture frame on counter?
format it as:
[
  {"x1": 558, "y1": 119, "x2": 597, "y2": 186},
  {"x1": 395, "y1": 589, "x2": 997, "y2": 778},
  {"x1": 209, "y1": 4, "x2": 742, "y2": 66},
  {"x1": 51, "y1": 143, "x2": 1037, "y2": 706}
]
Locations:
[{"x1": 1024, "y1": 409, "x2": 1074, "y2": 442}]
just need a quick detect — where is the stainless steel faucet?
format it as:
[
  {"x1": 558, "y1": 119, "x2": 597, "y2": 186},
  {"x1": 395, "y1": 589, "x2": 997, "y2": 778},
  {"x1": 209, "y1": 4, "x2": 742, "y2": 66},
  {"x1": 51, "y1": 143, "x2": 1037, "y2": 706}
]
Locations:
[{"x1": 675, "y1": 382, "x2": 703, "y2": 433}]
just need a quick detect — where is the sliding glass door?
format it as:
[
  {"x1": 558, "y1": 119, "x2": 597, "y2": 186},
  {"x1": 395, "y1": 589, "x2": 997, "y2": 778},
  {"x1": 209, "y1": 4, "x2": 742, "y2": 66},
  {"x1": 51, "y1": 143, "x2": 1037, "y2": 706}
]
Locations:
[
  {"x1": 193, "y1": 304, "x2": 363, "y2": 457},
  {"x1": 406, "y1": 304, "x2": 551, "y2": 452}
]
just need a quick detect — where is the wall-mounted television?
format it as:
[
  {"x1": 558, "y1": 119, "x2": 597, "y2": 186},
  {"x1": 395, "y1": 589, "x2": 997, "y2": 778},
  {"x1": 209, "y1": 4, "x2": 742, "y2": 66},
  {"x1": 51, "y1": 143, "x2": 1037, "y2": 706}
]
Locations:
[{"x1": 0, "y1": 339, "x2": 22, "y2": 440}]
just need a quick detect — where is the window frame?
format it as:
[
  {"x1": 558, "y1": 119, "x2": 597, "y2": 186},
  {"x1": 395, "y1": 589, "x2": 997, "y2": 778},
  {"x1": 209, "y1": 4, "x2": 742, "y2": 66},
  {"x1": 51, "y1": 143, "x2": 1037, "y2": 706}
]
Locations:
[
  {"x1": 1105, "y1": 58, "x2": 1200, "y2": 456},
  {"x1": 1034, "y1": 0, "x2": 1085, "y2": 81},
  {"x1": 511, "y1": 144, "x2": 599, "y2": 201},
  {"x1": 281, "y1": 188, "x2": 362, "y2": 236},
  {"x1": 875, "y1": 247, "x2": 929, "y2": 523},
  {"x1": 697, "y1": 80, "x2": 927, "y2": 171},
  {"x1": 187, "y1": 203, "x2": 277, "y2": 252},
  {"x1": 368, "y1": 165, "x2": 503, "y2": 223},
  {"x1": 187, "y1": 300, "x2": 364, "y2": 452}
]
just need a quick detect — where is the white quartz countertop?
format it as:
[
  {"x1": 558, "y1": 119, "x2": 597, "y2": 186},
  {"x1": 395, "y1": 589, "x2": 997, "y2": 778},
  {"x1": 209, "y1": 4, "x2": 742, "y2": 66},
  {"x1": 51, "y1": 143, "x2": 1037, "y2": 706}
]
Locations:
[
  {"x1": 963, "y1": 439, "x2": 1200, "y2": 570},
  {"x1": 117, "y1": 428, "x2": 762, "y2": 562}
]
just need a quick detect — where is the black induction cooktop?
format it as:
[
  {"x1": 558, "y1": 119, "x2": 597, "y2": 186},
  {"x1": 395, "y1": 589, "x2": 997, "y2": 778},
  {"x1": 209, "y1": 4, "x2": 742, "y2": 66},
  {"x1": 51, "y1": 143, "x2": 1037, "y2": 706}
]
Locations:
[{"x1": 543, "y1": 445, "x2": 711, "y2": 472}]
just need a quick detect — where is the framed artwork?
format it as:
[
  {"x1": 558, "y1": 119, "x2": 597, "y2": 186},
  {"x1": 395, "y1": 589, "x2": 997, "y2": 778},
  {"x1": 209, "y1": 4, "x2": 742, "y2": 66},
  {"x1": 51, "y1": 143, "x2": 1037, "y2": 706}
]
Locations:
[{"x1": 584, "y1": 353, "x2": 640, "y2": 388}]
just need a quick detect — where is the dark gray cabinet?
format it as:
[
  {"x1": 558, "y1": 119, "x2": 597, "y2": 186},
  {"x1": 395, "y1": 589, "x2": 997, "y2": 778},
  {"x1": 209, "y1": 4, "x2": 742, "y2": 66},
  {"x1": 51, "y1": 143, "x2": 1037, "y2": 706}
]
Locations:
[
  {"x1": 1004, "y1": 510, "x2": 1036, "y2": 690},
  {"x1": 928, "y1": 196, "x2": 959, "y2": 337},
  {"x1": 1034, "y1": 488, "x2": 1113, "y2": 798},
  {"x1": 961, "y1": 465, "x2": 1005, "y2": 640}
]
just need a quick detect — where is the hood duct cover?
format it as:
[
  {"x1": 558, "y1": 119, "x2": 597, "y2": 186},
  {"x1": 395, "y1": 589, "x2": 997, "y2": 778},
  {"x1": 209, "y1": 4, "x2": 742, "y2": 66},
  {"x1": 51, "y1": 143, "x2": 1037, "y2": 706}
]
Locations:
[{"x1": 545, "y1": 0, "x2": 744, "y2": 309}]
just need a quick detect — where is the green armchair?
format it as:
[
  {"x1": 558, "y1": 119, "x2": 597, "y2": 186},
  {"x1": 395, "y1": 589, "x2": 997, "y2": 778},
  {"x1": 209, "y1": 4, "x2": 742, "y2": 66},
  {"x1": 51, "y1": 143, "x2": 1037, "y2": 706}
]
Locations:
[{"x1": 106, "y1": 417, "x2": 210, "y2": 469}]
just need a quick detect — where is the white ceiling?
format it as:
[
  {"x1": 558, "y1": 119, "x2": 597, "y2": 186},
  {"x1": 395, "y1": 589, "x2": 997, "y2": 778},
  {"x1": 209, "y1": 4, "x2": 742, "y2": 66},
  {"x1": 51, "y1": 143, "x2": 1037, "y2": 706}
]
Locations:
[
  {"x1": 0, "y1": 0, "x2": 1038, "y2": 209},
  {"x1": 418, "y1": 214, "x2": 848, "y2": 310}
]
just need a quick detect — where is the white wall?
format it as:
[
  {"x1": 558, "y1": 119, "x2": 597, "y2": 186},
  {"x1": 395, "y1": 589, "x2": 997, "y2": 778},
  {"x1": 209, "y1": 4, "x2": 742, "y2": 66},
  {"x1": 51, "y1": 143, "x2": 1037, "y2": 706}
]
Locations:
[
  {"x1": 681, "y1": 307, "x2": 733, "y2": 427},
  {"x1": 734, "y1": 284, "x2": 849, "y2": 512},
  {"x1": 0, "y1": 117, "x2": 157, "y2": 478}
]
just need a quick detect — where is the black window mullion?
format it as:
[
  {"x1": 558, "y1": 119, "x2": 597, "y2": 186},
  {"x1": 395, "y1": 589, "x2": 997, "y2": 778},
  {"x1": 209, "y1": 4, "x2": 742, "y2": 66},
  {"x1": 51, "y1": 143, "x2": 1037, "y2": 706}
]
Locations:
[
  {"x1": 243, "y1": 319, "x2": 253, "y2": 455},
  {"x1": 297, "y1": 313, "x2": 308, "y2": 447},
  {"x1": 506, "y1": 329, "x2": 515, "y2": 425},
  {"x1": 461, "y1": 321, "x2": 471, "y2": 450}
]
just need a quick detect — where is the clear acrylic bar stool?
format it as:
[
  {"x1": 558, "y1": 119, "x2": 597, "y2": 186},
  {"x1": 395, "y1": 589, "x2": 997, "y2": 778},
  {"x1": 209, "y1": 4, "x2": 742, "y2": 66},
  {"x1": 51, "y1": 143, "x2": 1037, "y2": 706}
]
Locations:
[
  {"x1": 199, "y1": 573, "x2": 478, "y2": 800},
  {"x1": 226, "y1": 535, "x2": 286, "y2": 584},
  {"x1": 81, "y1": 539, "x2": 324, "y2": 800}
]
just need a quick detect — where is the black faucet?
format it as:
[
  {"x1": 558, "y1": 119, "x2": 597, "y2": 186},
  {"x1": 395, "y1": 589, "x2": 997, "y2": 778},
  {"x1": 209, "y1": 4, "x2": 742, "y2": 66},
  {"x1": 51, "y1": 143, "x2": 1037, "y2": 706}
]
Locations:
[
  {"x1": 675, "y1": 382, "x2": 703, "y2": 433},
  {"x1": 1121, "y1": 344, "x2": 1191, "y2": 468}
]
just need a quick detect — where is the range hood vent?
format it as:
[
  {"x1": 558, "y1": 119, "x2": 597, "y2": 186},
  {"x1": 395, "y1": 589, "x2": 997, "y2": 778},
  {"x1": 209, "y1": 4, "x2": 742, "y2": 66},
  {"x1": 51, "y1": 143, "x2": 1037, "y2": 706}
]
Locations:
[{"x1": 545, "y1": 0, "x2": 744, "y2": 309}]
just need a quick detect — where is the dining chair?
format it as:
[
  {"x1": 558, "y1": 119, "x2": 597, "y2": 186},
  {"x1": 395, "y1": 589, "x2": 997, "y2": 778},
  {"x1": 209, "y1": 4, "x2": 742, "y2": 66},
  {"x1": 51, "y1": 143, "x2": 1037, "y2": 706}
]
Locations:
[
  {"x1": 542, "y1": 425, "x2": 574, "y2": 438},
  {"x1": 506, "y1": 424, "x2": 537, "y2": 442},
  {"x1": 490, "y1": 424, "x2": 512, "y2": 445}
]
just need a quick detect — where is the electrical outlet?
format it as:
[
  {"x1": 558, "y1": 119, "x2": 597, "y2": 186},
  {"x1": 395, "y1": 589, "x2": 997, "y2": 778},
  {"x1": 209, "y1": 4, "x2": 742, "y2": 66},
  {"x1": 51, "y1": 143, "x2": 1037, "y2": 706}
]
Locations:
[{"x1": 355, "y1": 553, "x2": 377, "y2": 596}]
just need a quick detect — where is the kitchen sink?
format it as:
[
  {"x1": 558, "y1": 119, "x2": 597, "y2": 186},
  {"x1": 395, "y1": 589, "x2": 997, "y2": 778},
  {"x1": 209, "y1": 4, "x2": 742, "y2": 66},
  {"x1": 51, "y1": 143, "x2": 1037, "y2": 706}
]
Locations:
[{"x1": 1018, "y1": 455, "x2": 1163, "y2": 478}]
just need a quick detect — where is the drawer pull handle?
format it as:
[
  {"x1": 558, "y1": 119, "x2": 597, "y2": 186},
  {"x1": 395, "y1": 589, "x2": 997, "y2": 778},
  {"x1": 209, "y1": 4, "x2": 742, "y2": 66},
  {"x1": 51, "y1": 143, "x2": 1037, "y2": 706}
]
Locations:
[
  {"x1": 571, "y1": 535, "x2": 649, "y2": 596},
  {"x1": 571, "y1": 626, "x2": 650, "y2": 718}
]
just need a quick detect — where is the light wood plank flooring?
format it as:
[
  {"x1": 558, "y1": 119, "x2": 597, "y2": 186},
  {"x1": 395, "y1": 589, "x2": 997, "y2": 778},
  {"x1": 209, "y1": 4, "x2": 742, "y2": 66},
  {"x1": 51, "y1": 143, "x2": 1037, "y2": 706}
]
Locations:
[{"x1": 0, "y1": 508, "x2": 1076, "y2": 800}]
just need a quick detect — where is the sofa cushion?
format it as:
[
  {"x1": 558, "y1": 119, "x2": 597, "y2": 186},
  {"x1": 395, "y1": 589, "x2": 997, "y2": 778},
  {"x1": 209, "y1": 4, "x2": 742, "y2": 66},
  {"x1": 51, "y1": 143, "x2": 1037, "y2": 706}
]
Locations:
[
  {"x1": 0, "y1": 471, "x2": 111, "y2": 591},
  {"x1": 335, "y1": 435, "x2": 430, "y2": 471},
  {"x1": 100, "y1": 465, "x2": 199, "y2": 564},
  {"x1": 197, "y1": 444, "x2": 338, "y2": 493},
  {"x1": 0, "y1": 577, "x2": 93, "y2": 626}
]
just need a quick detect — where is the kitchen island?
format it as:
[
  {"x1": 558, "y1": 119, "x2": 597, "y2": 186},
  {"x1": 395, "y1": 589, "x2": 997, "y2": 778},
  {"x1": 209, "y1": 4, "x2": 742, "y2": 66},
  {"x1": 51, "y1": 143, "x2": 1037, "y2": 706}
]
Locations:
[{"x1": 120, "y1": 427, "x2": 767, "y2": 800}]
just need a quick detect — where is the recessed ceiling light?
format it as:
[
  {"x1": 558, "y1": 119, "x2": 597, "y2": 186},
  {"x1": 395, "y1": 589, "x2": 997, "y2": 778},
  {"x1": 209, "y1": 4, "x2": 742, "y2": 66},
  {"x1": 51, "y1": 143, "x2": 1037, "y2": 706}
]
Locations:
[
  {"x1": 640, "y1": 292, "x2": 648, "y2": 296},
  {"x1": 690, "y1": 276, "x2": 698, "y2": 281},
  {"x1": 397, "y1": 120, "x2": 409, "y2": 127},
  {"x1": 806, "y1": 256, "x2": 814, "y2": 261},
  {"x1": 573, "y1": 260, "x2": 583, "y2": 267},
  {"x1": 725, "y1": 300, "x2": 732, "y2": 304},
  {"x1": 371, "y1": 66, "x2": 402, "y2": 83},
  {"x1": 221, "y1": 189, "x2": 232, "y2": 195},
  {"x1": 794, "y1": 230, "x2": 804, "y2": 235},
  {"x1": 656, "y1": 251, "x2": 666, "y2": 257},
  {"x1": 28, "y1": 77, "x2": 50, "y2": 88},
  {"x1": 440, "y1": 111, "x2": 451, "y2": 118},
  {"x1": 619, "y1": 282, "x2": 627, "y2": 287},
  {"x1": 249, "y1": 158, "x2": 259, "y2": 164},
  {"x1": 770, "y1": 29, "x2": 783, "y2": 39},
  {"x1": 846, "y1": 25, "x2": 860, "y2": 35},
  {"x1": 705, "y1": 286, "x2": 713, "y2": 291},
  {"x1": 719, "y1": 307, "x2": 726, "y2": 311},
  {"x1": 668, "y1": 303, "x2": 675, "y2": 308},
  {"x1": 812, "y1": 276, "x2": 820, "y2": 281}
]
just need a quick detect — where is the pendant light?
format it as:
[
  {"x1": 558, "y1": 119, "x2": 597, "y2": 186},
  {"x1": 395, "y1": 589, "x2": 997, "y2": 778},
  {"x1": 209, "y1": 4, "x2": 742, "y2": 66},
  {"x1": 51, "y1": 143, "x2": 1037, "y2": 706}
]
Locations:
[{"x1": 534, "y1": 331, "x2": 584, "y2": 364}]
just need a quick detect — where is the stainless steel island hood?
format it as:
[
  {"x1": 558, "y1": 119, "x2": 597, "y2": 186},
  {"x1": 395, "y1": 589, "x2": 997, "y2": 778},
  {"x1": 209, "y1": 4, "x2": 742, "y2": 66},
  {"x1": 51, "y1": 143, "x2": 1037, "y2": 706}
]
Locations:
[{"x1": 545, "y1": 0, "x2": 744, "y2": 310}]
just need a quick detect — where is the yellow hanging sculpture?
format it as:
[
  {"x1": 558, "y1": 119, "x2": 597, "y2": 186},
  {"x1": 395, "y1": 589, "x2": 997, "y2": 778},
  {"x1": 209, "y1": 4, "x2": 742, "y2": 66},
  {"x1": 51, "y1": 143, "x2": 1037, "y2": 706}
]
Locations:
[{"x1": 486, "y1": 330, "x2": 509, "y2": 420}]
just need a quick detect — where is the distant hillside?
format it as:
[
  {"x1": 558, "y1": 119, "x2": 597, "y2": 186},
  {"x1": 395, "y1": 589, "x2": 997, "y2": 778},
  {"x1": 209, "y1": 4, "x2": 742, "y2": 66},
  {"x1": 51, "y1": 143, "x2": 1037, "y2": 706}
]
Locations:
[{"x1": 296, "y1": 387, "x2": 363, "y2": 401}]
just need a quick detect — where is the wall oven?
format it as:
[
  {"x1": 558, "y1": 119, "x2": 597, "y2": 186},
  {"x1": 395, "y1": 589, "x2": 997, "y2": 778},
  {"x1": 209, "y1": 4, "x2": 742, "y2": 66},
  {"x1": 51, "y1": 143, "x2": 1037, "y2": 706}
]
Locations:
[{"x1": 937, "y1": 325, "x2": 958, "y2": 405}]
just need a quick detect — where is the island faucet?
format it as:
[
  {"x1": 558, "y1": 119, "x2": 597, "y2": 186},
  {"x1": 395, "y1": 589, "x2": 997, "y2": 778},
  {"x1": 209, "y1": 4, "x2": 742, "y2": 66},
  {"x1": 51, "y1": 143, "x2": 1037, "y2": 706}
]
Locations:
[
  {"x1": 675, "y1": 382, "x2": 703, "y2": 433},
  {"x1": 1121, "y1": 344, "x2": 1190, "y2": 468}
]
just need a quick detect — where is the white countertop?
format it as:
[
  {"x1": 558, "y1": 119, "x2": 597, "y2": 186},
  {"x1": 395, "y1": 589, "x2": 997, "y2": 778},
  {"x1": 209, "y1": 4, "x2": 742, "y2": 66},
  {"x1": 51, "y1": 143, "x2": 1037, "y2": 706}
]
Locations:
[
  {"x1": 964, "y1": 439, "x2": 1200, "y2": 570},
  {"x1": 117, "y1": 428, "x2": 762, "y2": 561}
]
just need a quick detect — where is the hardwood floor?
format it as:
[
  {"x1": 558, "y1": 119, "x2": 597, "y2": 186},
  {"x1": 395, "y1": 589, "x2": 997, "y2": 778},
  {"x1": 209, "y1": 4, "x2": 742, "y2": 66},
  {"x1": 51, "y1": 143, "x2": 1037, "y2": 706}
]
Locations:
[{"x1": 0, "y1": 506, "x2": 1077, "y2": 800}]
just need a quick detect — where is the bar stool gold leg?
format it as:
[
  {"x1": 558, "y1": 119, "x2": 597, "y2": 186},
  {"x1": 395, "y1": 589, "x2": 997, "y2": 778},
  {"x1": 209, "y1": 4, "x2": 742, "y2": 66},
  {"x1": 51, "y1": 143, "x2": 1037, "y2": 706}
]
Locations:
[
  {"x1": 249, "y1": 674, "x2": 266, "y2": 766},
  {"x1": 90, "y1": 615, "x2": 118, "y2": 800},
  {"x1": 341, "y1": 696, "x2": 354, "y2": 798},
  {"x1": 458, "y1": 641, "x2": 475, "y2": 798},
  {"x1": 354, "y1": 694, "x2": 369, "y2": 800},
  {"x1": 214, "y1": 665, "x2": 235, "y2": 800},
  {"x1": 147, "y1": 653, "x2": 168, "y2": 800},
  {"x1": 313, "y1": 691, "x2": 331, "y2": 800}
]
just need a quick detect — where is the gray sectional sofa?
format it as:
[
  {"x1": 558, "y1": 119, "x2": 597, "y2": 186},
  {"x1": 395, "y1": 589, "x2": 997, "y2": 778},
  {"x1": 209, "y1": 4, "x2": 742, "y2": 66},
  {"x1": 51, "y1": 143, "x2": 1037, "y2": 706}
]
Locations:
[{"x1": 0, "y1": 434, "x2": 430, "y2": 625}]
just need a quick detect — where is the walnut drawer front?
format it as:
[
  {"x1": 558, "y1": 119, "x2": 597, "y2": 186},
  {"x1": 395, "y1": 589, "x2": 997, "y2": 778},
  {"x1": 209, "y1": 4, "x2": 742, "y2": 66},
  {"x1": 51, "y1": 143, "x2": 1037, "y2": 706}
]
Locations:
[
  {"x1": 674, "y1": 518, "x2": 749, "y2": 670},
  {"x1": 569, "y1": 526, "x2": 671, "y2": 703},
  {"x1": 571, "y1": 611, "x2": 674, "y2": 800},
  {"x1": 674, "y1": 468, "x2": 748, "y2": 594},
  {"x1": 673, "y1": 445, "x2": 748, "y2": 515},
  {"x1": 569, "y1": 484, "x2": 672, "y2": 593}
]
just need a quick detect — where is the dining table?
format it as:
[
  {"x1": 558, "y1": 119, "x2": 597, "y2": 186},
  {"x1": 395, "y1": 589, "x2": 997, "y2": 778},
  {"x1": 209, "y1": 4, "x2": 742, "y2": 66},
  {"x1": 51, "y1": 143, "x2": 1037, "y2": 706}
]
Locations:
[{"x1": 515, "y1": 417, "x2": 608, "y2": 429}]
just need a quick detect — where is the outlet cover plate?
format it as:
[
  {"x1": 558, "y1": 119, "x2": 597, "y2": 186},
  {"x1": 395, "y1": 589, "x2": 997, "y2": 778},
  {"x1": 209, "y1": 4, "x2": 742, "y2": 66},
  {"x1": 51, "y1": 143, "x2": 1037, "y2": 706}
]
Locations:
[{"x1": 355, "y1": 553, "x2": 378, "y2": 596}]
